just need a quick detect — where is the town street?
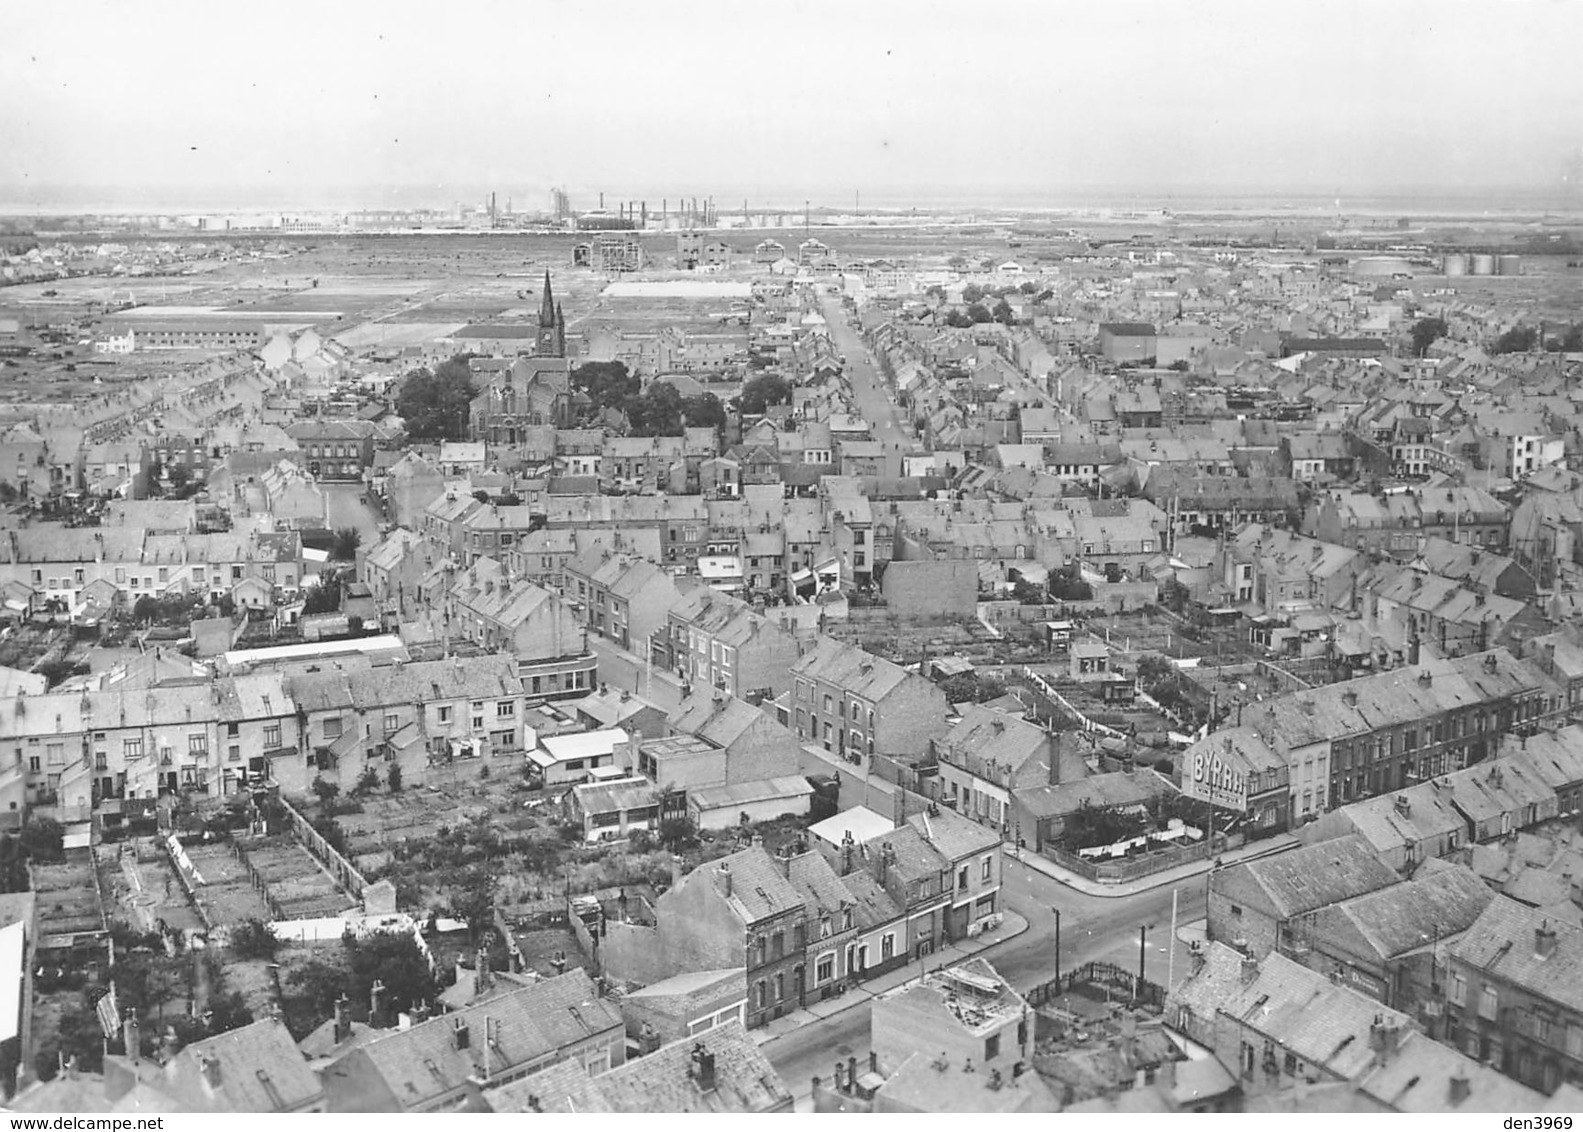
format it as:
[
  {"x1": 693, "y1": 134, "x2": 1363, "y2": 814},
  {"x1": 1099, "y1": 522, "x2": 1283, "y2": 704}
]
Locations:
[
  {"x1": 816, "y1": 290, "x2": 915, "y2": 462},
  {"x1": 765, "y1": 852, "x2": 1206, "y2": 1103}
]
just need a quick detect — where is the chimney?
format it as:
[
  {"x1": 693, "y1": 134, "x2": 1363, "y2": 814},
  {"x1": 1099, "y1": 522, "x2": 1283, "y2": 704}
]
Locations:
[
  {"x1": 670, "y1": 854, "x2": 685, "y2": 889},
  {"x1": 200, "y1": 1053, "x2": 222, "y2": 1090},
  {"x1": 832, "y1": 1061, "x2": 844, "y2": 1093},
  {"x1": 1394, "y1": 795, "x2": 1411, "y2": 817},
  {"x1": 717, "y1": 862, "x2": 732, "y2": 897},
  {"x1": 1342, "y1": 689, "x2": 1358, "y2": 707},
  {"x1": 453, "y1": 1017, "x2": 471, "y2": 1049},
  {"x1": 848, "y1": 1055, "x2": 857, "y2": 1092},
  {"x1": 1240, "y1": 955, "x2": 1259, "y2": 983},
  {"x1": 842, "y1": 830, "x2": 855, "y2": 875},
  {"x1": 1449, "y1": 1071, "x2": 1471, "y2": 1106},
  {"x1": 691, "y1": 1044, "x2": 717, "y2": 1093},
  {"x1": 123, "y1": 1011, "x2": 140, "y2": 1064},
  {"x1": 477, "y1": 944, "x2": 493, "y2": 992},
  {"x1": 370, "y1": 979, "x2": 387, "y2": 1027},
  {"x1": 333, "y1": 994, "x2": 351, "y2": 1044},
  {"x1": 1536, "y1": 920, "x2": 1558, "y2": 959},
  {"x1": 1418, "y1": 671, "x2": 1432, "y2": 687}
]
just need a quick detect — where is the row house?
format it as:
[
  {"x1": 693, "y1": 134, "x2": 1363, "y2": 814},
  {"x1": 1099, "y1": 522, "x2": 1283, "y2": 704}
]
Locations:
[
  {"x1": 1364, "y1": 568, "x2": 1548, "y2": 658},
  {"x1": 1307, "y1": 487, "x2": 1509, "y2": 559},
  {"x1": 458, "y1": 503, "x2": 542, "y2": 567},
  {"x1": 500, "y1": 526, "x2": 580, "y2": 591},
  {"x1": 360, "y1": 528, "x2": 430, "y2": 624},
  {"x1": 662, "y1": 587, "x2": 801, "y2": 700},
  {"x1": 0, "y1": 528, "x2": 302, "y2": 613},
  {"x1": 657, "y1": 847, "x2": 809, "y2": 1029},
  {"x1": 1143, "y1": 471, "x2": 1301, "y2": 538},
  {"x1": 284, "y1": 419, "x2": 378, "y2": 482},
  {"x1": 560, "y1": 547, "x2": 682, "y2": 658},
  {"x1": 286, "y1": 654, "x2": 526, "y2": 792},
  {"x1": 542, "y1": 495, "x2": 713, "y2": 570},
  {"x1": 602, "y1": 435, "x2": 686, "y2": 495},
  {"x1": 420, "y1": 492, "x2": 483, "y2": 559},
  {"x1": 0, "y1": 674, "x2": 301, "y2": 821},
  {"x1": 439, "y1": 568, "x2": 595, "y2": 702},
  {"x1": 931, "y1": 705, "x2": 1056, "y2": 833},
  {"x1": 1224, "y1": 522, "x2": 1362, "y2": 615},
  {"x1": 785, "y1": 637, "x2": 950, "y2": 763},
  {"x1": 1444, "y1": 896, "x2": 1583, "y2": 1095},
  {"x1": 1242, "y1": 649, "x2": 1550, "y2": 819}
]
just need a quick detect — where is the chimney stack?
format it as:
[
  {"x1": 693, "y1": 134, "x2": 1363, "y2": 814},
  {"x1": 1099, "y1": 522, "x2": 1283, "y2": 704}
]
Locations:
[
  {"x1": 1536, "y1": 921, "x2": 1558, "y2": 959},
  {"x1": 370, "y1": 979, "x2": 387, "y2": 1027},
  {"x1": 200, "y1": 1054, "x2": 222, "y2": 1090},
  {"x1": 691, "y1": 1044, "x2": 717, "y2": 1093},
  {"x1": 333, "y1": 994, "x2": 351, "y2": 1044},
  {"x1": 453, "y1": 1017, "x2": 471, "y2": 1050},
  {"x1": 1449, "y1": 1071, "x2": 1471, "y2": 1105},
  {"x1": 717, "y1": 862, "x2": 732, "y2": 897}
]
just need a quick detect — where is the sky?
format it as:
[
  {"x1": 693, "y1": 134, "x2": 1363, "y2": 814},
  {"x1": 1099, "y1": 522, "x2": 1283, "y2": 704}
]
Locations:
[{"x1": 4, "y1": 0, "x2": 1582, "y2": 212}]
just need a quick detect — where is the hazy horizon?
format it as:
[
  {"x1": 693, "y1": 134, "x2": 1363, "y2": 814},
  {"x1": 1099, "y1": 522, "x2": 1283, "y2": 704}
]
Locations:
[{"x1": 5, "y1": 0, "x2": 1582, "y2": 217}]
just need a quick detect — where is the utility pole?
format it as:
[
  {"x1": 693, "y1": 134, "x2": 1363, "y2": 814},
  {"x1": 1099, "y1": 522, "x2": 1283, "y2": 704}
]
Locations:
[
  {"x1": 1053, "y1": 907, "x2": 1061, "y2": 980},
  {"x1": 1167, "y1": 888, "x2": 1179, "y2": 992},
  {"x1": 1137, "y1": 925, "x2": 1148, "y2": 994}
]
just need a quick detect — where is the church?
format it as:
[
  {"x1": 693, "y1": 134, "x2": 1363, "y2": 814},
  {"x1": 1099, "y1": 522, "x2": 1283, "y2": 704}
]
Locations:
[{"x1": 468, "y1": 273, "x2": 581, "y2": 441}]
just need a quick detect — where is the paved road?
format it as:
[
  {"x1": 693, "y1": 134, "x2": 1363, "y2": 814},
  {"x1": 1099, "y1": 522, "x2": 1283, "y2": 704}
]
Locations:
[
  {"x1": 766, "y1": 853, "x2": 1205, "y2": 1102},
  {"x1": 585, "y1": 635, "x2": 685, "y2": 712},
  {"x1": 816, "y1": 291, "x2": 915, "y2": 472}
]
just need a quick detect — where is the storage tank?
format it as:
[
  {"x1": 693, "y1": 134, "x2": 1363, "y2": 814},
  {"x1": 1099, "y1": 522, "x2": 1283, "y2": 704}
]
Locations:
[
  {"x1": 1442, "y1": 254, "x2": 1468, "y2": 276},
  {"x1": 1471, "y1": 254, "x2": 1496, "y2": 275},
  {"x1": 1497, "y1": 254, "x2": 1522, "y2": 276}
]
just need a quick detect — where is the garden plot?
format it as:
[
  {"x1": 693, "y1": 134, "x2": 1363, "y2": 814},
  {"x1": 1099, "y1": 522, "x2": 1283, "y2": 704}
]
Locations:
[
  {"x1": 184, "y1": 842, "x2": 271, "y2": 926},
  {"x1": 238, "y1": 837, "x2": 355, "y2": 921},
  {"x1": 32, "y1": 862, "x2": 103, "y2": 939}
]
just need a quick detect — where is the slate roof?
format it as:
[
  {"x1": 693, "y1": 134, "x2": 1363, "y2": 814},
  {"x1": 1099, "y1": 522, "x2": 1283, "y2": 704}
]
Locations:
[
  {"x1": 1450, "y1": 895, "x2": 1583, "y2": 1014},
  {"x1": 163, "y1": 1018, "x2": 322, "y2": 1113},
  {"x1": 790, "y1": 636, "x2": 916, "y2": 704},
  {"x1": 1359, "y1": 1030, "x2": 1545, "y2": 1111},
  {"x1": 905, "y1": 805, "x2": 999, "y2": 862},
  {"x1": 1219, "y1": 834, "x2": 1400, "y2": 918},
  {"x1": 486, "y1": 1021, "x2": 790, "y2": 1113},
  {"x1": 695, "y1": 845, "x2": 805, "y2": 925},
  {"x1": 1305, "y1": 862, "x2": 1493, "y2": 960},
  {"x1": 338, "y1": 971, "x2": 621, "y2": 1110}
]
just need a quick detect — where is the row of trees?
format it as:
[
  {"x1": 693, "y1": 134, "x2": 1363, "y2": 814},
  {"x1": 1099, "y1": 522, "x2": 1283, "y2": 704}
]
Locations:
[
  {"x1": 396, "y1": 356, "x2": 478, "y2": 441},
  {"x1": 1414, "y1": 315, "x2": 1583, "y2": 357},
  {"x1": 571, "y1": 362, "x2": 728, "y2": 436}
]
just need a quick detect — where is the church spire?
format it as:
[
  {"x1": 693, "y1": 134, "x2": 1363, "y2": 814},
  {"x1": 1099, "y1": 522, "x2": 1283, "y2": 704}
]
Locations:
[{"x1": 539, "y1": 271, "x2": 556, "y2": 327}]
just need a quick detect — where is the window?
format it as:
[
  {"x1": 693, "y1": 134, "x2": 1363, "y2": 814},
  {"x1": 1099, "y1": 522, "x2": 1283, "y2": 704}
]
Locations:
[
  {"x1": 957, "y1": 866, "x2": 969, "y2": 890},
  {"x1": 383, "y1": 714, "x2": 399, "y2": 734},
  {"x1": 228, "y1": 745, "x2": 241, "y2": 763},
  {"x1": 1567, "y1": 1025, "x2": 1583, "y2": 1059},
  {"x1": 1478, "y1": 985, "x2": 1499, "y2": 1021},
  {"x1": 263, "y1": 724, "x2": 281, "y2": 749},
  {"x1": 815, "y1": 953, "x2": 834, "y2": 982},
  {"x1": 985, "y1": 1033, "x2": 1000, "y2": 1061},
  {"x1": 323, "y1": 718, "x2": 342, "y2": 740},
  {"x1": 771, "y1": 932, "x2": 784, "y2": 960},
  {"x1": 881, "y1": 933, "x2": 895, "y2": 961},
  {"x1": 497, "y1": 700, "x2": 515, "y2": 717},
  {"x1": 981, "y1": 856, "x2": 993, "y2": 881},
  {"x1": 842, "y1": 907, "x2": 853, "y2": 931},
  {"x1": 438, "y1": 706, "x2": 453, "y2": 723},
  {"x1": 774, "y1": 972, "x2": 785, "y2": 1002},
  {"x1": 755, "y1": 981, "x2": 767, "y2": 1009},
  {"x1": 124, "y1": 738, "x2": 143, "y2": 760},
  {"x1": 45, "y1": 743, "x2": 64, "y2": 766}
]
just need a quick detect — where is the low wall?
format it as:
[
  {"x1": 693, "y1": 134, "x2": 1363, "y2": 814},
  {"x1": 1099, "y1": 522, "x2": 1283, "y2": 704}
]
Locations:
[{"x1": 276, "y1": 796, "x2": 367, "y2": 899}]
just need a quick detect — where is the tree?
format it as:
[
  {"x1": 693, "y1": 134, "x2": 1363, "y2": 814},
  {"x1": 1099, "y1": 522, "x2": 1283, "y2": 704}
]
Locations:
[
  {"x1": 346, "y1": 932, "x2": 438, "y2": 1018},
  {"x1": 961, "y1": 283, "x2": 983, "y2": 303},
  {"x1": 132, "y1": 595, "x2": 159, "y2": 624},
  {"x1": 331, "y1": 527, "x2": 362, "y2": 561},
  {"x1": 570, "y1": 361, "x2": 640, "y2": 414},
  {"x1": 395, "y1": 356, "x2": 478, "y2": 440},
  {"x1": 1494, "y1": 325, "x2": 1539, "y2": 354},
  {"x1": 165, "y1": 463, "x2": 192, "y2": 493},
  {"x1": 627, "y1": 382, "x2": 684, "y2": 436},
  {"x1": 1410, "y1": 316, "x2": 1448, "y2": 357},
  {"x1": 992, "y1": 298, "x2": 1016, "y2": 325},
  {"x1": 924, "y1": 284, "x2": 946, "y2": 302},
  {"x1": 739, "y1": 373, "x2": 791, "y2": 416},
  {"x1": 1049, "y1": 564, "x2": 1094, "y2": 601},
  {"x1": 938, "y1": 670, "x2": 1007, "y2": 704},
  {"x1": 448, "y1": 868, "x2": 496, "y2": 944},
  {"x1": 355, "y1": 767, "x2": 381, "y2": 796},
  {"x1": 311, "y1": 777, "x2": 341, "y2": 809},
  {"x1": 681, "y1": 392, "x2": 727, "y2": 431},
  {"x1": 966, "y1": 302, "x2": 992, "y2": 324},
  {"x1": 229, "y1": 917, "x2": 279, "y2": 961},
  {"x1": 387, "y1": 765, "x2": 403, "y2": 793},
  {"x1": 302, "y1": 576, "x2": 341, "y2": 615},
  {"x1": 942, "y1": 308, "x2": 974, "y2": 329}
]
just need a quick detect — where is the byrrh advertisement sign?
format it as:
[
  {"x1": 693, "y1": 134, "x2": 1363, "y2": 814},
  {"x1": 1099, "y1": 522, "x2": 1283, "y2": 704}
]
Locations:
[{"x1": 1184, "y1": 740, "x2": 1249, "y2": 812}]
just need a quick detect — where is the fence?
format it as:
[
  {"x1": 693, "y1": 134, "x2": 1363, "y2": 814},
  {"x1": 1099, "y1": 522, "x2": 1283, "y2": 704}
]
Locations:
[
  {"x1": 1015, "y1": 667, "x2": 1127, "y2": 739},
  {"x1": 275, "y1": 794, "x2": 368, "y2": 899},
  {"x1": 1039, "y1": 832, "x2": 1242, "y2": 885},
  {"x1": 1026, "y1": 961, "x2": 1167, "y2": 1011}
]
